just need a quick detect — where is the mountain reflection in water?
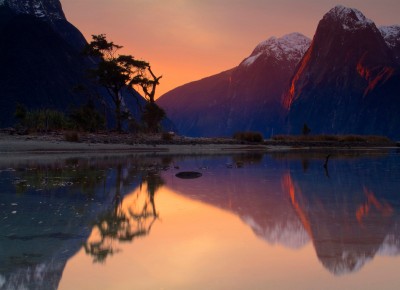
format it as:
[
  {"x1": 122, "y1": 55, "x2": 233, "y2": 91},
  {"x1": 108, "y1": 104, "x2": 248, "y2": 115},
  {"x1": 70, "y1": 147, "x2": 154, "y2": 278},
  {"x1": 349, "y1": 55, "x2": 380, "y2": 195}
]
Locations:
[
  {"x1": 160, "y1": 151, "x2": 400, "y2": 275},
  {"x1": 1, "y1": 151, "x2": 400, "y2": 289}
]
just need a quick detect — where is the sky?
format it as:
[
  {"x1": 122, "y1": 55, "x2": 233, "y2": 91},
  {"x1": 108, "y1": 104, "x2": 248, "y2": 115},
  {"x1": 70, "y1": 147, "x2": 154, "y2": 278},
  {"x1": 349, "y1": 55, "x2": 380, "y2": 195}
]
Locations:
[{"x1": 61, "y1": 0, "x2": 400, "y2": 98}]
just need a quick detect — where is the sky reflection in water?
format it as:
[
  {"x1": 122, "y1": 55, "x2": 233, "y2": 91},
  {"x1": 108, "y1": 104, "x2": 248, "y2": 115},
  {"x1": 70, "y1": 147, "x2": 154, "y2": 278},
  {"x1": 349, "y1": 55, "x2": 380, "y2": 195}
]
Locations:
[{"x1": 1, "y1": 151, "x2": 400, "y2": 290}]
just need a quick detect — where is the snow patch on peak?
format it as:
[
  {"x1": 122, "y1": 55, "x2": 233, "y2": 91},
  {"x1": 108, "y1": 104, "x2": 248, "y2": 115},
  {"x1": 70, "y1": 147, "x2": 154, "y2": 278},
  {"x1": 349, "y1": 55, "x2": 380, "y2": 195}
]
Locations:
[
  {"x1": 241, "y1": 33, "x2": 311, "y2": 67},
  {"x1": 379, "y1": 25, "x2": 400, "y2": 48},
  {"x1": 4, "y1": 0, "x2": 65, "y2": 21},
  {"x1": 324, "y1": 5, "x2": 374, "y2": 31}
]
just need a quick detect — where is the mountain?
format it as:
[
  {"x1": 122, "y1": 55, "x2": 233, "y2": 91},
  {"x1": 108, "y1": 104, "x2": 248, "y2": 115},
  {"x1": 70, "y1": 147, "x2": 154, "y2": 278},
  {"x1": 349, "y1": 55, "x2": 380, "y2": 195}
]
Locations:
[
  {"x1": 157, "y1": 33, "x2": 310, "y2": 137},
  {"x1": 284, "y1": 6, "x2": 400, "y2": 137},
  {"x1": 0, "y1": 0, "x2": 144, "y2": 128},
  {"x1": 1, "y1": 0, "x2": 86, "y2": 52},
  {"x1": 380, "y1": 25, "x2": 400, "y2": 64}
]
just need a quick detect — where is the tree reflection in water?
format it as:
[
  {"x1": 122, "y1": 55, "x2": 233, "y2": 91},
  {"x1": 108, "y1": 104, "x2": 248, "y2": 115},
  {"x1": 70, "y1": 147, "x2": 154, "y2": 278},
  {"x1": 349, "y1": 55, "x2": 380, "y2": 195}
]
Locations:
[{"x1": 84, "y1": 166, "x2": 164, "y2": 263}]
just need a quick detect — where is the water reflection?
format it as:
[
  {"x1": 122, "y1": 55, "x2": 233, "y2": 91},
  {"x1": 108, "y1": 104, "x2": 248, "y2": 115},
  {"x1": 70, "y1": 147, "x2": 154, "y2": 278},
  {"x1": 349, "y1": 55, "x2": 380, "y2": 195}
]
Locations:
[
  {"x1": 0, "y1": 155, "x2": 166, "y2": 289},
  {"x1": 1, "y1": 151, "x2": 400, "y2": 289},
  {"x1": 281, "y1": 152, "x2": 400, "y2": 275},
  {"x1": 161, "y1": 151, "x2": 400, "y2": 275},
  {"x1": 84, "y1": 168, "x2": 162, "y2": 263}
]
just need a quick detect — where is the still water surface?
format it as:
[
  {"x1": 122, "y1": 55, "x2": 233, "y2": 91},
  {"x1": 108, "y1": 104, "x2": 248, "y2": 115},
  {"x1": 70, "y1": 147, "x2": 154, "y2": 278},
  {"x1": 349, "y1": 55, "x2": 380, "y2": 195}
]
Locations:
[{"x1": 1, "y1": 151, "x2": 400, "y2": 289}]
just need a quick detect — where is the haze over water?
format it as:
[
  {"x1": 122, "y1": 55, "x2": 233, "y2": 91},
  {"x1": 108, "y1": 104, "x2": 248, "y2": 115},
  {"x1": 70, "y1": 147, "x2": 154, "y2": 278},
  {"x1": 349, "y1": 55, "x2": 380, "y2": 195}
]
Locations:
[{"x1": 1, "y1": 151, "x2": 400, "y2": 289}]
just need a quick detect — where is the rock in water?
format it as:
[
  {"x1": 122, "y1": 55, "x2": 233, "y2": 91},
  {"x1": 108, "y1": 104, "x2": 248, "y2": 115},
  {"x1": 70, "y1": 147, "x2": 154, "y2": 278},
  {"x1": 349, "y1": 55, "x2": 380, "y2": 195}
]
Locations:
[{"x1": 175, "y1": 172, "x2": 203, "y2": 179}]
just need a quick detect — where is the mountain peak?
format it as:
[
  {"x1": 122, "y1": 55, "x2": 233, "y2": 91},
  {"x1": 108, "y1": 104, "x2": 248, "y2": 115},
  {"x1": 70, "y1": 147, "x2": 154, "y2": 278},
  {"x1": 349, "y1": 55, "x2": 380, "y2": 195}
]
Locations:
[
  {"x1": 242, "y1": 32, "x2": 311, "y2": 66},
  {"x1": 380, "y1": 25, "x2": 400, "y2": 48},
  {"x1": 323, "y1": 5, "x2": 374, "y2": 31},
  {"x1": 1, "y1": 0, "x2": 66, "y2": 21}
]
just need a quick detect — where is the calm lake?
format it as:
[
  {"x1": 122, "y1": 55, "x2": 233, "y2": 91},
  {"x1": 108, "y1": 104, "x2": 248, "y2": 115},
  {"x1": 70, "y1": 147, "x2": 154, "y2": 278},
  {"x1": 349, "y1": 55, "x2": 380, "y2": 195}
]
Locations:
[{"x1": 1, "y1": 150, "x2": 400, "y2": 290}]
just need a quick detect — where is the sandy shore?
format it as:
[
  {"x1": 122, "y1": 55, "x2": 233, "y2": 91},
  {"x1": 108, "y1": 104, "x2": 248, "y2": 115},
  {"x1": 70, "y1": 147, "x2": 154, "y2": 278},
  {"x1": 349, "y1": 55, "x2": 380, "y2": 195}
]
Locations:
[
  {"x1": 0, "y1": 133, "x2": 276, "y2": 156},
  {"x1": 0, "y1": 133, "x2": 396, "y2": 160}
]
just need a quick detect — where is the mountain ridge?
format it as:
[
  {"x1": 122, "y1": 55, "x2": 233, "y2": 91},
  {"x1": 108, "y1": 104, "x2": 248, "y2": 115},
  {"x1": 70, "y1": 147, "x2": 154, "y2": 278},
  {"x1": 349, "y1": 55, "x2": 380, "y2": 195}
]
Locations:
[
  {"x1": 159, "y1": 5, "x2": 400, "y2": 138},
  {"x1": 158, "y1": 33, "x2": 311, "y2": 137},
  {"x1": 284, "y1": 5, "x2": 400, "y2": 137}
]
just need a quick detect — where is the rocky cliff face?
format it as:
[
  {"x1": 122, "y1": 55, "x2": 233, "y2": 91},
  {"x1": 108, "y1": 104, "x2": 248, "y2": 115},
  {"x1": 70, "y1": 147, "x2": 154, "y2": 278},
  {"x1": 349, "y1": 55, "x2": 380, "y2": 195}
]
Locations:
[
  {"x1": 380, "y1": 25, "x2": 400, "y2": 64},
  {"x1": 1, "y1": 0, "x2": 86, "y2": 49},
  {"x1": 2, "y1": 0, "x2": 65, "y2": 21},
  {"x1": 284, "y1": 5, "x2": 400, "y2": 137},
  {"x1": 0, "y1": 4, "x2": 88, "y2": 127},
  {"x1": 157, "y1": 33, "x2": 310, "y2": 137}
]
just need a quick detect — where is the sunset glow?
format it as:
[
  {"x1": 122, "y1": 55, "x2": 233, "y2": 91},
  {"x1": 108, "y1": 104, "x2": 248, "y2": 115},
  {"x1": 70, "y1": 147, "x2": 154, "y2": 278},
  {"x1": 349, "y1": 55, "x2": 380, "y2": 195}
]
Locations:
[{"x1": 61, "y1": 0, "x2": 400, "y2": 98}]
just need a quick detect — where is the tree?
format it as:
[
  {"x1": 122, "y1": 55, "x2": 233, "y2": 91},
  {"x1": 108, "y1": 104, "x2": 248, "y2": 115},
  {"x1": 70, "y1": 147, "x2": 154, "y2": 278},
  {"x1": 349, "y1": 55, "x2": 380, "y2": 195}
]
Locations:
[
  {"x1": 302, "y1": 123, "x2": 311, "y2": 135},
  {"x1": 84, "y1": 34, "x2": 149, "y2": 132},
  {"x1": 141, "y1": 103, "x2": 166, "y2": 133},
  {"x1": 133, "y1": 64, "x2": 162, "y2": 104},
  {"x1": 69, "y1": 100, "x2": 105, "y2": 132}
]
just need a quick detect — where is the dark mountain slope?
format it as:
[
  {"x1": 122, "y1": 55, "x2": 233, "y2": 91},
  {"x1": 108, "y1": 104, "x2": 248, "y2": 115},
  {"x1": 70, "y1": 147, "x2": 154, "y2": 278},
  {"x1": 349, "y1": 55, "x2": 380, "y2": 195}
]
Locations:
[
  {"x1": 380, "y1": 25, "x2": 400, "y2": 65},
  {"x1": 284, "y1": 6, "x2": 400, "y2": 137},
  {"x1": 0, "y1": 1, "x2": 146, "y2": 128},
  {"x1": 158, "y1": 33, "x2": 310, "y2": 137},
  {"x1": 0, "y1": 6, "x2": 89, "y2": 126}
]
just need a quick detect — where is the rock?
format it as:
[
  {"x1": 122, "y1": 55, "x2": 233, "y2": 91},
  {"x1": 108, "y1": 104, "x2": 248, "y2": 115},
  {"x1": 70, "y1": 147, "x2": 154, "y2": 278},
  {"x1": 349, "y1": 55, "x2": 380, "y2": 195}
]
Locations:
[{"x1": 175, "y1": 172, "x2": 202, "y2": 179}]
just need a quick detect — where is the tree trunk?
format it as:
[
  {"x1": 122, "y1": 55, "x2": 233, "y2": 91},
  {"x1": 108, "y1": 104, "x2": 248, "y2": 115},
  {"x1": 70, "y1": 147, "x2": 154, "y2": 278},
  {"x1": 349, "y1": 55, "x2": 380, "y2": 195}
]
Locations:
[{"x1": 115, "y1": 100, "x2": 122, "y2": 132}]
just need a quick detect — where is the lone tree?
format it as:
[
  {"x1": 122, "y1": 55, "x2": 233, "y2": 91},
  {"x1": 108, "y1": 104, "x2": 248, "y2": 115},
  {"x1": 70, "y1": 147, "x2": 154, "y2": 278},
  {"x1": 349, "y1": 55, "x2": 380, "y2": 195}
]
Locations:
[
  {"x1": 131, "y1": 54, "x2": 165, "y2": 132},
  {"x1": 302, "y1": 123, "x2": 311, "y2": 136},
  {"x1": 84, "y1": 34, "x2": 164, "y2": 132}
]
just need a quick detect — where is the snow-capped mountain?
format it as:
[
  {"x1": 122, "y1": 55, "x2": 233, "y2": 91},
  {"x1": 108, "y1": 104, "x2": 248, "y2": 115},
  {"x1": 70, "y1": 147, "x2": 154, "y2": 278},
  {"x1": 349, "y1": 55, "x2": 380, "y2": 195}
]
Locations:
[
  {"x1": 323, "y1": 5, "x2": 374, "y2": 31},
  {"x1": 158, "y1": 33, "x2": 310, "y2": 137},
  {"x1": 1, "y1": 0, "x2": 65, "y2": 21},
  {"x1": 380, "y1": 25, "x2": 400, "y2": 47},
  {"x1": 380, "y1": 25, "x2": 400, "y2": 64},
  {"x1": 284, "y1": 5, "x2": 400, "y2": 137},
  {"x1": 242, "y1": 33, "x2": 311, "y2": 66}
]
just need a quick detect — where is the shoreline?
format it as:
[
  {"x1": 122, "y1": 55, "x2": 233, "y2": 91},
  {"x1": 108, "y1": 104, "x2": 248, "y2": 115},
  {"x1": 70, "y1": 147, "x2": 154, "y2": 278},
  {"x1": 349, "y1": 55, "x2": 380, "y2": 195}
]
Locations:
[{"x1": 0, "y1": 133, "x2": 397, "y2": 156}]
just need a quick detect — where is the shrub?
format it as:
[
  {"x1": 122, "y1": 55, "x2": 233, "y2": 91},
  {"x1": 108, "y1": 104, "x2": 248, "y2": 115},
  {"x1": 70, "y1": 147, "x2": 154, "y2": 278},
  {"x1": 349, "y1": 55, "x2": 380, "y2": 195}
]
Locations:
[
  {"x1": 338, "y1": 135, "x2": 365, "y2": 142},
  {"x1": 69, "y1": 100, "x2": 105, "y2": 132},
  {"x1": 64, "y1": 131, "x2": 79, "y2": 142},
  {"x1": 233, "y1": 131, "x2": 263, "y2": 143},
  {"x1": 161, "y1": 132, "x2": 175, "y2": 141},
  {"x1": 364, "y1": 135, "x2": 392, "y2": 143},
  {"x1": 24, "y1": 109, "x2": 70, "y2": 132},
  {"x1": 142, "y1": 103, "x2": 166, "y2": 133},
  {"x1": 270, "y1": 134, "x2": 392, "y2": 143}
]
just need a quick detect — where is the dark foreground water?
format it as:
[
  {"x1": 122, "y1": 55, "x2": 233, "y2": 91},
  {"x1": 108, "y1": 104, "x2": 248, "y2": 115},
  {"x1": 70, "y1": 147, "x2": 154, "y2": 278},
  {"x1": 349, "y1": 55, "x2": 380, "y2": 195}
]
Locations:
[{"x1": 1, "y1": 150, "x2": 400, "y2": 290}]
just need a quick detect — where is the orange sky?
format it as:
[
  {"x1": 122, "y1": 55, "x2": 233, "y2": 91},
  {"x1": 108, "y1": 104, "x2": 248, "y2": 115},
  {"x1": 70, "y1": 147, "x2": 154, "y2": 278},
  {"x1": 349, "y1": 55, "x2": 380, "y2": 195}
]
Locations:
[{"x1": 61, "y1": 0, "x2": 400, "y2": 98}]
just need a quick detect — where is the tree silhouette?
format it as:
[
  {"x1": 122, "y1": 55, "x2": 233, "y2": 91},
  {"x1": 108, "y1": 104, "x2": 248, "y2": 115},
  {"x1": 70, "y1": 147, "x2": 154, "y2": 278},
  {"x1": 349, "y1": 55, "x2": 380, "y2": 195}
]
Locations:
[
  {"x1": 85, "y1": 34, "x2": 165, "y2": 132},
  {"x1": 84, "y1": 34, "x2": 148, "y2": 132},
  {"x1": 302, "y1": 123, "x2": 311, "y2": 135}
]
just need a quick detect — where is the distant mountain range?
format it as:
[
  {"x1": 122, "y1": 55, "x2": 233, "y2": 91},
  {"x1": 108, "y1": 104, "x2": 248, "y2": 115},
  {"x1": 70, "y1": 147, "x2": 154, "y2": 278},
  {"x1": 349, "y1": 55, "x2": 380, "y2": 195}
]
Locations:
[
  {"x1": 0, "y1": 0, "x2": 144, "y2": 128},
  {"x1": 158, "y1": 5, "x2": 400, "y2": 138},
  {"x1": 158, "y1": 33, "x2": 311, "y2": 137}
]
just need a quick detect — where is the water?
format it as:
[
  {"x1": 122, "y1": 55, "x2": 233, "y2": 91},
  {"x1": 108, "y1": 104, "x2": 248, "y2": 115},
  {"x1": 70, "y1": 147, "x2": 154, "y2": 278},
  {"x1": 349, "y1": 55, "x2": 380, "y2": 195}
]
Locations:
[{"x1": 1, "y1": 150, "x2": 400, "y2": 289}]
